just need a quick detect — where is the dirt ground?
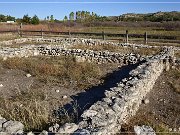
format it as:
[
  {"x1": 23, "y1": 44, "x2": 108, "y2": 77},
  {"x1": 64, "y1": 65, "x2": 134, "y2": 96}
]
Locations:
[
  {"x1": 0, "y1": 59, "x2": 123, "y2": 115},
  {"x1": 120, "y1": 66, "x2": 180, "y2": 135}
]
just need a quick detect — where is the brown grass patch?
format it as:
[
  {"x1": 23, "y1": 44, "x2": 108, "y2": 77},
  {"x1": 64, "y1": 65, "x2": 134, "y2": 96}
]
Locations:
[
  {"x1": 0, "y1": 56, "x2": 120, "y2": 131},
  {"x1": 1, "y1": 56, "x2": 103, "y2": 90}
]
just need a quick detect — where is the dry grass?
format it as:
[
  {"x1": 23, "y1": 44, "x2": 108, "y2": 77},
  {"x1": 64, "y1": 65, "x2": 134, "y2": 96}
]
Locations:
[
  {"x1": 0, "y1": 56, "x2": 112, "y2": 131},
  {"x1": 175, "y1": 51, "x2": 180, "y2": 58},
  {"x1": 120, "y1": 113, "x2": 173, "y2": 135},
  {"x1": 166, "y1": 67, "x2": 180, "y2": 94},
  {"x1": 0, "y1": 23, "x2": 179, "y2": 44},
  {"x1": 1, "y1": 56, "x2": 103, "y2": 90},
  {"x1": 0, "y1": 89, "x2": 49, "y2": 131},
  {"x1": 0, "y1": 33, "x2": 19, "y2": 41},
  {"x1": 0, "y1": 87, "x2": 79, "y2": 131}
]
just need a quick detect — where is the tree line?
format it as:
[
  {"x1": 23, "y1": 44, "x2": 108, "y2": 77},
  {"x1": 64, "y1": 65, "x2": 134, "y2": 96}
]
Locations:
[
  {"x1": 0, "y1": 11, "x2": 179, "y2": 25},
  {"x1": 16, "y1": 14, "x2": 40, "y2": 24},
  {"x1": 63, "y1": 11, "x2": 109, "y2": 22},
  {"x1": 0, "y1": 14, "x2": 15, "y2": 22}
]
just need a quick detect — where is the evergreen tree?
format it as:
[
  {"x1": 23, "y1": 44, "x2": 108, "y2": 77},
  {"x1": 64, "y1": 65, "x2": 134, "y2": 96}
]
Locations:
[
  {"x1": 31, "y1": 15, "x2": 40, "y2": 25},
  {"x1": 63, "y1": 16, "x2": 68, "y2": 22},
  {"x1": 50, "y1": 15, "x2": 54, "y2": 22},
  {"x1": 22, "y1": 14, "x2": 31, "y2": 24},
  {"x1": 69, "y1": 12, "x2": 75, "y2": 22}
]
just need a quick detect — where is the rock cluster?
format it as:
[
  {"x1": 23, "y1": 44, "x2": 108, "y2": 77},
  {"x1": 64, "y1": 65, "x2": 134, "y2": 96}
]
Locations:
[
  {"x1": 0, "y1": 45, "x2": 142, "y2": 64},
  {"x1": 38, "y1": 47, "x2": 142, "y2": 64},
  {"x1": 1, "y1": 38, "x2": 180, "y2": 51}
]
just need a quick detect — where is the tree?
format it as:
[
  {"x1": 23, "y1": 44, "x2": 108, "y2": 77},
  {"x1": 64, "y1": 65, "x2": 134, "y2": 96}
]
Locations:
[
  {"x1": 7, "y1": 15, "x2": 15, "y2": 21},
  {"x1": 31, "y1": 15, "x2": 40, "y2": 25},
  {"x1": 47, "y1": 16, "x2": 49, "y2": 21},
  {"x1": 81, "y1": 11, "x2": 85, "y2": 20},
  {"x1": 50, "y1": 15, "x2": 54, "y2": 22},
  {"x1": 22, "y1": 14, "x2": 31, "y2": 24},
  {"x1": 0, "y1": 14, "x2": 6, "y2": 22},
  {"x1": 69, "y1": 12, "x2": 74, "y2": 22},
  {"x1": 76, "y1": 11, "x2": 81, "y2": 21},
  {"x1": 63, "y1": 16, "x2": 68, "y2": 22}
]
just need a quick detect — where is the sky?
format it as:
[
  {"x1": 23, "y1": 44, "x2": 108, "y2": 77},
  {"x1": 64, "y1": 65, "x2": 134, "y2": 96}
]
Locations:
[{"x1": 0, "y1": 0, "x2": 179, "y2": 20}]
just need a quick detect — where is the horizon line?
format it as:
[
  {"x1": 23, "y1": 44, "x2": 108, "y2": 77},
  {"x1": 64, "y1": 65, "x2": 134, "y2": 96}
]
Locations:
[{"x1": 0, "y1": 2, "x2": 180, "y2": 4}]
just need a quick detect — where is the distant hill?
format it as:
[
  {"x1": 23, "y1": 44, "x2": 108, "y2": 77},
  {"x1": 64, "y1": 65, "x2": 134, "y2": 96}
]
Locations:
[{"x1": 113, "y1": 11, "x2": 180, "y2": 22}]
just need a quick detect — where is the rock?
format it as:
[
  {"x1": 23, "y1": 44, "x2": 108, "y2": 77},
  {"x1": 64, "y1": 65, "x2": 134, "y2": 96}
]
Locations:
[
  {"x1": 75, "y1": 56, "x2": 86, "y2": 63},
  {"x1": 57, "y1": 123, "x2": 78, "y2": 134},
  {"x1": 0, "y1": 117, "x2": 7, "y2": 131},
  {"x1": 26, "y1": 74, "x2": 32, "y2": 78},
  {"x1": 81, "y1": 110, "x2": 98, "y2": 119},
  {"x1": 134, "y1": 125, "x2": 156, "y2": 135},
  {"x1": 62, "y1": 95, "x2": 68, "y2": 99},
  {"x1": 27, "y1": 131, "x2": 35, "y2": 135},
  {"x1": 142, "y1": 99, "x2": 149, "y2": 104},
  {"x1": 2, "y1": 120, "x2": 24, "y2": 134},
  {"x1": 39, "y1": 130, "x2": 48, "y2": 135},
  {"x1": 55, "y1": 90, "x2": 60, "y2": 93},
  {"x1": 73, "y1": 129, "x2": 90, "y2": 135},
  {"x1": 0, "y1": 84, "x2": 3, "y2": 87},
  {"x1": 3, "y1": 57, "x2": 7, "y2": 61},
  {"x1": 49, "y1": 123, "x2": 59, "y2": 132}
]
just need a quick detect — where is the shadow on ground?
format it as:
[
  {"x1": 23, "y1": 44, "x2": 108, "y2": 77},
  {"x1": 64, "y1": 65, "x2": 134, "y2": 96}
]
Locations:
[{"x1": 55, "y1": 62, "x2": 141, "y2": 122}]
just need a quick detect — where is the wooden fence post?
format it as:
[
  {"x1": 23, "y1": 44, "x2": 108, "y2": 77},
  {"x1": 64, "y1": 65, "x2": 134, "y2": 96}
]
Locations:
[
  {"x1": 102, "y1": 31, "x2": 105, "y2": 40},
  {"x1": 144, "y1": 32, "x2": 147, "y2": 44},
  {"x1": 126, "y1": 30, "x2": 128, "y2": 43},
  {"x1": 41, "y1": 29, "x2": 43, "y2": 38},
  {"x1": 20, "y1": 23, "x2": 22, "y2": 37}
]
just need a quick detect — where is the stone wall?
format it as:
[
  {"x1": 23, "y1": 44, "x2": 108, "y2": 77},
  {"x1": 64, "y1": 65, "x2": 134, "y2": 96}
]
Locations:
[
  {"x1": 51, "y1": 48, "x2": 173, "y2": 135},
  {"x1": 0, "y1": 38, "x2": 177, "y2": 134},
  {"x1": 38, "y1": 47, "x2": 142, "y2": 64},
  {"x1": 1, "y1": 38, "x2": 180, "y2": 51},
  {"x1": 0, "y1": 45, "x2": 143, "y2": 64},
  {"x1": 75, "y1": 58, "x2": 164, "y2": 135}
]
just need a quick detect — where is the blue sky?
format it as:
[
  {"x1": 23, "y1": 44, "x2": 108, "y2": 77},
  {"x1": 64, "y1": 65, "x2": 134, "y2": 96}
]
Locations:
[{"x1": 0, "y1": 0, "x2": 179, "y2": 20}]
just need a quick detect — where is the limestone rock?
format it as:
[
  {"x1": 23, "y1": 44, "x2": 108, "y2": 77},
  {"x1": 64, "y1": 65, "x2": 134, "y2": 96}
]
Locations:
[
  {"x1": 57, "y1": 123, "x2": 78, "y2": 134},
  {"x1": 134, "y1": 125, "x2": 156, "y2": 135},
  {"x1": 81, "y1": 110, "x2": 98, "y2": 119},
  {"x1": 62, "y1": 95, "x2": 68, "y2": 99},
  {"x1": 73, "y1": 129, "x2": 90, "y2": 135},
  {"x1": 2, "y1": 120, "x2": 24, "y2": 134},
  {"x1": 0, "y1": 84, "x2": 3, "y2": 87},
  {"x1": 39, "y1": 130, "x2": 48, "y2": 135},
  {"x1": 26, "y1": 74, "x2": 32, "y2": 78},
  {"x1": 27, "y1": 131, "x2": 35, "y2": 135},
  {"x1": 49, "y1": 123, "x2": 59, "y2": 132}
]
